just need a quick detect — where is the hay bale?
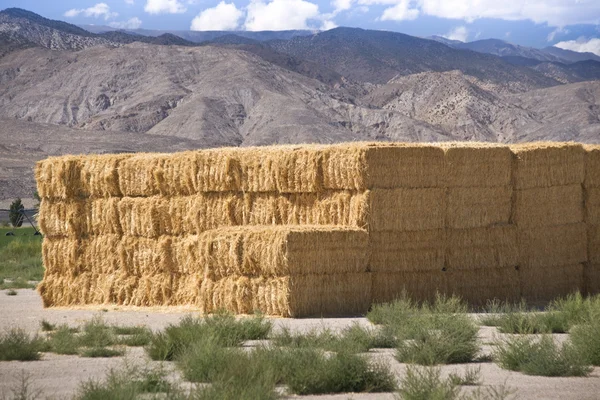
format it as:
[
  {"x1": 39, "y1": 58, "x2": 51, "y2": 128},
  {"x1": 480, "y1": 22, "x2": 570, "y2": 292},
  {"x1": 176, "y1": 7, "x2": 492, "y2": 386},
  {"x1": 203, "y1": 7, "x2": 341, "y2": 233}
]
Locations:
[
  {"x1": 511, "y1": 143, "x2": 585, "y2": 189},
  {"x1": 81, "y1": 235, "x2": 122, "y2": 275},
  {"x1": 513, "y1": 185, "x2": 583, "y2": 228},
  {"x1": 445, "y1": 267, "x2": 520, "y2": 304},
  {"x1": 369, "y1": 230, "x2": 445, "y2": 272},
  {"x1": 118, "y1": 236, "x2": 174, "y2": 276},
  {"x1": 447, "y1": 186, "x2": 512, "y2": 229},
  {"x1": 322, "y1": 143, "x2": 445, "y2": 189},
  {"x1": 35, "y1": 156, "x2": 82, "y2": 199},
  {"x1": 118, "y1": 197, "x2": 178, "y2": 237},
  {"x1": 585, "y1": 188, "x2": 600, "y2": 225},
  {"x1": 518, "y1": 223, "x2": 587, "y2": 268},
  {"x1": 38, "y1": 200, "x2": 88, "y2": 237},
  {"x1": 371, "y1": 271, "x2": 447, "y2": 304},
  {"x1": 171, "y1": 274, "x2": 203, "y2": 305},
  {"x1": 89, "y1": 198, "x2": 122, "y2": 235},
  {"x1": 589, "y1": 225, "x2": 600, "y2": 264},
  {"x1": 42, "y1": 237, "x2": 79, "y2": 276},
  {"x1": 520, "y1": 264, "x2": 584, "y2": 303},
  {"x1": 79, "y1": 154, "x2": 131, "y2": 198},
  {"x1": 368, "y1": 188, "x2": 445, "y2": 231},
  {"x1": 199, "y1": 225, "x2": 369, "y2": 279},
  {"x1": 442, "y1": 143, "x2": 512, "y2": 187},
  {"x1": 584, "y1": 145, "x2": 600, "y2": 188},
  {"x1": 584, "y1": 264, "x2": 600, "y2": 295},
  {"x1": 201, "y1": 273, "x2": 371, "y2": 317},
  {"x1": 446, "y1": 226, "x2": 518, "y2": 270}
]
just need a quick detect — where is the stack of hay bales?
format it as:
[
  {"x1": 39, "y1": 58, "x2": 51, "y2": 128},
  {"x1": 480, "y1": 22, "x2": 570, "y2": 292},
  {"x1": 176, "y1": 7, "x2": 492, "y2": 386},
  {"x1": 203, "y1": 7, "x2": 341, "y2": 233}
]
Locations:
[
  {"x1": 36, "y1": 142, "x2": 597, "y2": 315},
  {"x1": 442, "y1": 144, "x2": 519, "y2": 304},
  {"x1": 585, "y1": 145, "x2": 600, "y2": 294},
  {"x1": 511, "y1": 143, "x2": 587, "y2": 302}
]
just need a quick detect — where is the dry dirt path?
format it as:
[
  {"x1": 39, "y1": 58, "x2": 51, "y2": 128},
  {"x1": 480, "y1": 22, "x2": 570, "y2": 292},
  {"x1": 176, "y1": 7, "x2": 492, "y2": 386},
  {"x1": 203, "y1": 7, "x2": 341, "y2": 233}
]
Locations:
[{"x1": 1, "y1": 289, "x2": 600, "y2": 399}]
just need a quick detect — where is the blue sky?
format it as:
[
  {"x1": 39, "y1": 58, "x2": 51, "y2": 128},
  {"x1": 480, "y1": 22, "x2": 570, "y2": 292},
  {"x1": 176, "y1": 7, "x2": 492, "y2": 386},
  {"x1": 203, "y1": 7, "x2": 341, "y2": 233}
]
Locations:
[{"x1": 2, "y1": 0, "x2": 600, "y2": 51}]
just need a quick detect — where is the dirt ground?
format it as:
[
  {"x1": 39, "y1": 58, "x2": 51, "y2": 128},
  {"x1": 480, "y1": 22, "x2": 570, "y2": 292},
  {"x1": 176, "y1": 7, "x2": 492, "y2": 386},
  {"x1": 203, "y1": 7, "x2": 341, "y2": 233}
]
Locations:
[{"x1": 1, "y1": 289, "x2": 600, "y2": 399}]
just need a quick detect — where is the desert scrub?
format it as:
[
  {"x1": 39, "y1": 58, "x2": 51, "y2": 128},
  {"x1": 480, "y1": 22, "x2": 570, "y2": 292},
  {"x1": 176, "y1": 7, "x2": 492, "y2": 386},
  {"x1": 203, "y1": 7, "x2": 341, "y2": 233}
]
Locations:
[
  {"x1": 397, "y1": 366, "x2": 459, "y2": 400},
  {"x1": 570, "y1": 308, "x2": 600, "y2": 365},
  {"x1": 494, "y1": 335, "x2": 592, "y2": 376},
  {"x1": 271, "y1": 323, "x2": 396, "y2": 353},
  {"x1": 46, "y1": 325, "x2": 79, "y2": 355},
  {"x1": 146, "y1": 312, "x2": 272, "y2": 361},
  {"x1": 0, "y1": 328, "x2": 44, "y2": 361}
]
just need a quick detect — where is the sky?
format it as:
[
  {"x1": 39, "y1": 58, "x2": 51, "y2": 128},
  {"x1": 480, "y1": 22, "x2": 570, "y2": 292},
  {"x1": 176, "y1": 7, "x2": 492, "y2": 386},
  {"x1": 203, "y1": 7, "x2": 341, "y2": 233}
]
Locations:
[{"x1": 2, "y1": 0, "x2": 600, "y2": 52}]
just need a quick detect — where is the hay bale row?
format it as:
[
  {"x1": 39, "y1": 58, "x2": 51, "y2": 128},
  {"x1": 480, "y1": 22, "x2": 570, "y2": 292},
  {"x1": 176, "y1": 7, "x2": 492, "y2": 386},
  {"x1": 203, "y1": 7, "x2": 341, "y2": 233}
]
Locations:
[
  {"x1": 42, "y1": 226, "x2": 369, "y2": 279},
  {"x1": 520, "y1": 264, "x2": 584, "y2": 303},
  {"x1": 38, "y1": 271, "x2": 371, "y2": 317},
  {"x1": 513, "y1": 184, "x2": 583, "y2": 228}
]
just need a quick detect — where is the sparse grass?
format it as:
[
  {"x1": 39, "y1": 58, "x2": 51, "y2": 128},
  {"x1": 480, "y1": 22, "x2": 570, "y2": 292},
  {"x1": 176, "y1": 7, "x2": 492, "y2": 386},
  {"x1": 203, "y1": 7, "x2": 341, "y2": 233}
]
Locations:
[
  {"x1": 0, "y1": 328, "x2": 43, "y2": 361},
  {"x1": 570, "y1": 309, "x2": 600, "y2": 366},
  {"x1": 75, "y1": 364, "x2": 178, "y2": 400},
  {"x1": 5, "y1": 289, "x2": 17, "y2": 296},
  {"x1": 396, "y1": 366, "x2": 458, "y2": 400},
  {"x1": 1, "y1": 370, "x2": 42, "y2": 400},
  {"x1": 0, "y1": 228, "x2": 43, "y2": 287},
  {"x1": 40, "y1": 319, "x2": 56, "y2": 332},
  {"x1": 177, "y1": 337, "x2": 242, "y2": 382},
  {"x1": 80, "y1": 347, "x2": 125, "y2": 358},
  {"x1": 448, "y1": 366, "x2": 482, "y2": 386},
  {"x1": 78, "y1": 316, "x2": 118, "y2": 348},
  {"x1": 494, "y1": 335, "x2": 592, "y2": 377},
  {"x1": 146, "y1": 312, "x2": 272, "y2": 361},
  {"x1": 46, "y1": 325, "x2": 79, "y2": 355}
]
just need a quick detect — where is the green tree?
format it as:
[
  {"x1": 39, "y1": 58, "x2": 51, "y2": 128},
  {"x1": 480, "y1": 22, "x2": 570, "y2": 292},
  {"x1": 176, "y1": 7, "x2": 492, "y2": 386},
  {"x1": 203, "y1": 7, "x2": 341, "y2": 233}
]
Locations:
[{"x1": 9, "y1": 198, "x2": 24, "y2": 228}]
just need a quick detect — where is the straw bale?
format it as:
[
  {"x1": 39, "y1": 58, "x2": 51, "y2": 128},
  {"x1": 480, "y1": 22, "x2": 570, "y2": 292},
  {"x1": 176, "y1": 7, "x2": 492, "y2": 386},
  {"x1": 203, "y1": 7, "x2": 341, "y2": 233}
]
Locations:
[
  {"x1": 584, "y1": 264, "x2": 600, "y2": 295},
  {"x1": 513, "y1": 185, "x2": 583, "y2": 228},
  {"x1": 130, "y1": 273, "x2": 175, "y2": 306},
  {"x1": 170, "y1": 274, "x2": 203, "y2": 305},
  {"x1": 584, "y1": 145, "x2": 600, "y2": 188},
  {"x1": 80, "y1": 235, "x2": 122, "y2": 275},
  {"x1": 79, "y1": 154, "x2": 131, "y2": 198},
  {"x1": 89, "y1": 198, "x2": 122, "y2": 235},
  {"x1": 447, "y1": 186, "x2": 512, "y2": 229},
  {"x1": 585, "y1": 188, "x2": 600, "y2": 225},
  {"x1": 42, "y1": 237, "x2": 80, "y2": 276},
  {"x1": 371, "y1": 271, "x2": 447, "y2": 304},
  {"x1": 511, "y1": 143, "x2": 585, "y2": 189},
  {"x1": 368, "y1": 188, "x2": 445, "y2": 231},
  {"x1": 445, "y1": 267, "x2": 520, "y2": 305},
  {"x1": 520, "y1": 264, "x2": 584, "y2": 303},
  {"x1": 369, "y1": 230, "x2": 445, "y2": 272},
  {"x1": 35, "y1": 156, "x2": 82, "y2": 199},
  {"x1": 199, "y1": 225, "x2": 369, "y2": 279},
  {"x1": 321, "y1": 143, "x2": 445, "y2": 189},
  {"x1": 38, "y1": 199, "x2": 88, "y2": 237},
  {"x1": 442, "y1": 143, "x2": 512, "y2": 187},
  {"x1": 118, "y1": 197, "x2": 175, "y2": 237},
  {"x1": 589, "y1": 225, "x2": 600, "y2": 264},
  {"x1": 518, "y1": 223, "x2": 587, "y2": 268},
  {"x1": 118, "y1": 236, "x2": 174, "y2": 276},
  {"x1": 446, "y1": 226, "x2": 518, "y2": 270},
  {"x1": 201, "y1": 273, "x2": 371, "y2": 317},
  {"x1": 171, "y1": 235, "x2": 203, "y2": 275}
]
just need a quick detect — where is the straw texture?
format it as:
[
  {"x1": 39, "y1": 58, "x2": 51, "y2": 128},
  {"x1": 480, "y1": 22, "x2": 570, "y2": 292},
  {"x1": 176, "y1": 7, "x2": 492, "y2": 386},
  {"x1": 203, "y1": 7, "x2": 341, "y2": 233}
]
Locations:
[
  {"x1": 586, "y1": 188, "x2": 600, "y2": 225},
  {"x1": 446, "y1": 187, "x2": 512, "y2": 229},
  {"x1": 584, "y1": 145, "x2": 600, "y2": 188},
  {"x1": 446, "y1": 226, "x2": 518, "y2": 270},
  {"x1": 369, "y1": 230, "x2": 445, "y2": 272},
  {"x1": 446, "y1": 267, "x2": 520, "y2": 304},
  {"x1": 584, "y1": 264, "x2": 600, "y2": 295},
  {"x1": 513, "y1": 185, "x2": 584, "y2": 228},
  {"x1": 442, "y1": 143, "x2": 512, "y2": 187},
  {"x1": 518, "y1": 223, "x2": 587, "y2": 268},
  {"x1": 371, "y1": 271, "x2": 446, "y2": 304},
  {"x1": 520, "y1": 264, "x2": 584, "y2": 303},
  {"x1": 368, "y1": 188, "x2": 445, "y2": 231}
]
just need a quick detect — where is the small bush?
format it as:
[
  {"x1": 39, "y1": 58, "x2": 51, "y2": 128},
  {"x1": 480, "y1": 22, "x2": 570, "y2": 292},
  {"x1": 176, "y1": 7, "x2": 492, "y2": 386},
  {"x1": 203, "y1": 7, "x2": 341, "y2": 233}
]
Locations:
[
  {"x1": 571, "y1": 312, "x2": 600, "y2": 366},
  {"x1": 47, "y1": 325, "x2": 79, "y2": 355},
  {"x1": 177, "y1": 337, "x2": 241, "y2": 382},
  {"x1": 448, "y1": 366, "x2": 481, "y2": 386},
  {"x1": 397, "y1": 366, "x2": 458, "y2": 400},
  {"x1": 40, "y1": 320, "x2": 56, "y2": 332},
  {"x1": 2, "y1": 370, "x2": 42, "y2": 400},
  {"x1": 80, "y1": 347, "x2": 125, "y2": 358},
  {"x1": 5, "y1": 289, "x2": 17, "y2": 296},
  {"x1": 494, "y1": 335, "x2": 592, "y2": 377},
  {"x1": 78, "y1": 316, "x2": 118, "y2": 348},
  {"x1": 0, "y1": 328, "x2": 43, "y2": 361},
  {"x1": 285, "y1": 348, "x2": 396, "y2": 395},
  {"x1": 116, "y1": 328, "x2": 152, "y2": 347}
]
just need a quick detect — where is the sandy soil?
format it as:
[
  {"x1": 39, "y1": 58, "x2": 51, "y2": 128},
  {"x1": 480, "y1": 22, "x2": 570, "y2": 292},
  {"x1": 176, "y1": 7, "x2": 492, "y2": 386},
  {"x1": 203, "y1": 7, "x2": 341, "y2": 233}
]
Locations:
[{"x1": 1, "y1": 289, "x2": 600, "y2": 399}]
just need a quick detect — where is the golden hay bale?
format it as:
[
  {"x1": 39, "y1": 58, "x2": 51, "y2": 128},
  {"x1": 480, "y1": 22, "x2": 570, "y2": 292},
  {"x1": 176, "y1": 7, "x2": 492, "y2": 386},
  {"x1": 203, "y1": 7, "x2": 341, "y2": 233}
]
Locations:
[
  {"x1": 80, "y1": 235, "x2": 122, "y2": 275},
  {"x1": 199, "y1": 225, "x2": 369, "y2": 279},
  {"x1": 79, "y1": 154, "x2": 131, "y2": 197},
  {"x1": 584, "y1": 145, "x2": 600, "y2": 188},
  {"x1": 585, "y1": 188, "x2": 600, "y2": 225},
  {"x1": 369, "y1": 230, "x2": 445, "y2": 272},
  {"x1": 520, "y1": 264, "x2": 583, "y2": 303},
  {"x1": 118, "y1": 197, "x2": 175, "y2": 237},
  {"x1": 513, "y1": 185, "x2": 583, "y2": 228},
  {"x1": 589, "y1": 225, "x2": 600, "y2": 264},
  {"x1": 321, "y1": 143, "x2": 445, "y2": 189},
  {"x1": 441, "y1": 143, "x2": 512, "y2": 187},
  {"x1": 42, "y1": 237, "x2": 80, "y2": 276},
  {"x1": 371, "y1": 271, "x2": 446, "y2": 304},
  {"x1": 510, "y1": 143, "x2": 585, "y2": 189},
  {"x1": 38, "y1": 199, "x2": 88, "y2": 237},
  {"x1": 35, "y1": 156, "x2": 82, "y2": 199},
  {"x1": 445, "y1": 267, "x2": 520, "y2": 305},
  {"x1": 170, "y1": 274, "x2": 203, "y2": 306},
  {"x1": 584, "y1": 264, "x2": 600, "y2": 295},
  {"x1": 368, "y1": 188, "x2": 445, "y2": 231},
  {"x1": 446, "y1": 226, "x2": 518, "y2": 270},
  {"x1": 200, "y1": 273, "x2": 371, "y2": 317},
  {"x1": 518, "y1": 223, "x2": 588, "y2": 268},
  {"x1": 118, "y1": 236, "x2": 174, "y2": 276},
  {"x1": 89, "y1": 198, "x2": 122, "y2": 235},
  {"x1": 446, "y1": 186, "x2": 512, "y2": 229}
]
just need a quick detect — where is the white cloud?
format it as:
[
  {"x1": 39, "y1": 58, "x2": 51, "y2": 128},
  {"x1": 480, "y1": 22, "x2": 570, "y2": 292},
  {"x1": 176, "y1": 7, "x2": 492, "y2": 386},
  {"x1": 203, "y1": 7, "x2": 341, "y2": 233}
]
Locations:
[
  {"x1": 125, "y1": 0, "x2": 135, "y2": 4},
  {"x1": 191, "y1": 2, "x2": 243, "y2": 30},
  {"x1": 547, "y1": 27, "x2": 569, "y2": 42},
  {"x1": 332, "y1": 0, "x2": 353, "y2": 13},
  {"x1": 418, "y1": 0, "x2": 600, "y2": 27},
  {"x1": 144, "y1": 0, "x2": 187, "y2": 14},
  {"x1": 64, "y1": 3, "x2": 118, "y2": 20},
  {"x1": 109, "y1": 17, "x2": 143, "y2": 29},
  {"x1": 321, "y1": 19, "x2": 338, "y2": 30},
  {"x1": 443, "y1": 25, "x2": 468, "y2": 42},
  {"x1": 380, "y1": 0, "x2": 419, "y2": 21},
  {"x1": 555, "y1": 37, "x2": 600, "y2": 56},
  {"x1": 245, "y1": 0, "x2": 320, "y2": 31}
]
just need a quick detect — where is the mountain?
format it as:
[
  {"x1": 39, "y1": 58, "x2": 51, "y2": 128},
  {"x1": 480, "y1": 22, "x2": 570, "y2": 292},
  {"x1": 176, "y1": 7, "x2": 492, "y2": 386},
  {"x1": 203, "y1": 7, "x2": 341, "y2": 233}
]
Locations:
[
  {"x1": 0, "y1": 8, "x2": 118, "y2": 50},
  {"x1": 542, "y1": 46, "x2": 600, "y2": 63},
  {"x1": 267, "y1": 28, "x2": 559, "y2": 91},
  {"x1": 501, "y1": 57, "x2": 600, "y2": 84},
  {"x1": 454, "y1": 39, "x2": 564, "y2": 63},
  {"x1": 427, "y1": 35, "x2": 463, "y2": 46},
  {"x1": 98, "y1": 31, "x2": 197, "y2": 46}
]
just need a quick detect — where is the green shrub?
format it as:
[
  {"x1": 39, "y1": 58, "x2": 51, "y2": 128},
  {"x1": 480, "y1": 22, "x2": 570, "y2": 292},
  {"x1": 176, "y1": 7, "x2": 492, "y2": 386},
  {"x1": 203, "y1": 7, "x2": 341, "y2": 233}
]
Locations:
[
  {"x1": 80, "y1": 347, "x2": 125, "y2": 358},
  {"x1": 494, "y1": 335, "x2": 592, "y2": 377},
  {"x1": 0, "y1": 328, "x2": 43, "y2": 361},
  {"x1": 571, "y1": 311, "x2": 600, "y2": 366},
  {"x1": 78, "y1": 316, "x2": 118, "y2": 348},
  {"x1": 47, "y1": 325, "x2": 79, "y2": 355},
  {"x1": 397, "y1": 366, "x2": 458, "y2": 400},
  {"x1": 177, "y1": 337, "x2": 241, "y2": 382},
  {"x1": 40, "y1": 320, "x2": 56, "y2": 332}
]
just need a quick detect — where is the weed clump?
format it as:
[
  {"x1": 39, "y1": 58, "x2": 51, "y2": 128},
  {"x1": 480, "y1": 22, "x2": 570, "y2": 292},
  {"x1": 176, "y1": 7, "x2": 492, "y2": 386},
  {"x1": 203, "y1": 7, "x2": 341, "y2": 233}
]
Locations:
[{"x1": 0, "y1": 328, "x2": 43, "y2": 361}]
